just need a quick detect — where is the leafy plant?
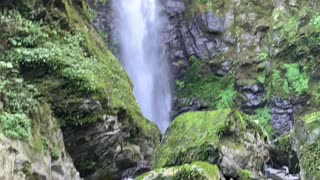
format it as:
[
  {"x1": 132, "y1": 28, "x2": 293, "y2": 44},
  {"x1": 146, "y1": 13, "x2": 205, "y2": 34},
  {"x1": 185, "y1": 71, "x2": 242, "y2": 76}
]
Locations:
[
  {"x1": 268, "y1": 64, "x2": 308, "y2": 97},
  {"x1": 257, "y1": 52, "x2": 268, "y2": 60},
  {"x1": 0, "y1": 113, "x2": 31, "y2": 140},
  {"x1": 284, "y1": 63, "x2": 309, "y2": 95},
  {"x1": 255, "y1": 108, "x2": 272, "y2": 137},
  {"x1": 215, "y1": 82, "x2": 237, "y2": 109},
  {"x1": 176, "y1": 80, "x2": 185, "y2": 90},
  {"x1": 50, "y1": 147, "x2": 61, "y2": 160},
  {"x1": 311, "y1": 15, "x2": 320, "y2": 29}
]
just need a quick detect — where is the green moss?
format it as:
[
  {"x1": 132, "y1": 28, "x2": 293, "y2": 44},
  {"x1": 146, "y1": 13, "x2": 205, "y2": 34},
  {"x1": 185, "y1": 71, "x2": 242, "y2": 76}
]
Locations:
[
  {"x1": 302, "y1": 111, "x2": 320, "y2": 133},
  {"x1": 183, "y1": 0, "x2": 233, "y2": 19},
  {"x1": 300, "y1": 140, "x2": 320, "y2": 179},
  {"x1": 237, "y1": 169, "x2": 253, "y2": 180},
  {"x1": 179, "y1": 57, "x2": 236, "y2": 109},
  {"x1": 278, "y1": 134, "x2": 291, "y2": 153},
  {"x1": 152, "y1": 109, "x2": 248, "y2": 168},
  {"x1": 50, "y1": 147, "x2": 61, "y2": 160},
  {"x1": 136, "y1": 162, "x2": 221, "y2": 180},
  {"x1": 267, "y1": 63, "x2": 309, "y2": 98}
]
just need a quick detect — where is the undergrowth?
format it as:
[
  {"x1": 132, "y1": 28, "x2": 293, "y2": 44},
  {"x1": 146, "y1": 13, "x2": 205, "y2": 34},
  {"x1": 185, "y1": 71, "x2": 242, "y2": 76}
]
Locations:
[{"x1": 178, "y1": 56, "x2": 236, "y2": 109}]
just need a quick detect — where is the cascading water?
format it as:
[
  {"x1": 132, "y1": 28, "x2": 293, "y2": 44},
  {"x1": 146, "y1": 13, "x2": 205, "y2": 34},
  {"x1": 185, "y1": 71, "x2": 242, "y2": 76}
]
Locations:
[{"x1": 112, "y1": 0, "x2": 172, "y2": 132}]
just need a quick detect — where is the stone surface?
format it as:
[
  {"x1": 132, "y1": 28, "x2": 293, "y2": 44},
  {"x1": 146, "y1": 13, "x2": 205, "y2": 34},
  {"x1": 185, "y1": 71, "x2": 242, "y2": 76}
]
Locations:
[
  {"x1": 63, "y1": 114, "x2": 160, "y2": 179},
  {"x1": 0, "y1": 103, "x2": 80, "y2": 180},
  {"x1": 270, "y1": 98, "x2": 295, "y2": 137},
  {"x1": 135, "y1": 162, "x2": 223, "y2": 180},
  {"x1": 152, "y1": 110, "x2": 268, "y2": 178}
]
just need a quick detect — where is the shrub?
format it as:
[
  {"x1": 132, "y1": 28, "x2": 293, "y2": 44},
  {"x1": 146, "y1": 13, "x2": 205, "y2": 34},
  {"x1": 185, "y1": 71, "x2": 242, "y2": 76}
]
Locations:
[
  {"x1": 254, "y1": 108, "x2": 272, "y2": 137},
  {"x1": 0, "y1": 113, "x2": 31, "y2": 140},
  {"x1": 257, "y1": 52, "x2": 268, "y2": 60},
  {"x1": 311, "y1": 15, "x2": 320, "y2": 29},
  {"x1": 284, "y1": 63, "x2": 309, "y2": 95}
]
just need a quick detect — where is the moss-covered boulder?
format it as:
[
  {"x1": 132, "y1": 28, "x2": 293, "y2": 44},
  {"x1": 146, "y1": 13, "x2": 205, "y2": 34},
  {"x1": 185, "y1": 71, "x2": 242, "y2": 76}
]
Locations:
[
  {"x1": 152, "y1": 110, "x2": 268, "y2": 178},
  {"x1": 136, "y1": 162, "x2": 222, "y2": 180},
  {"x1": 291, "y1": 112, "x2": 320, "y2": 180}
]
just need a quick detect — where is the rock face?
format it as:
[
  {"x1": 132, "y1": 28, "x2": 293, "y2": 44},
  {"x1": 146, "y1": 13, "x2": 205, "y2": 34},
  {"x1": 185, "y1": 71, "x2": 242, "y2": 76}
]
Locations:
[
  {"x1": 270, "y1": 98, "x2": 295, "y2": 137},
  {"x1": 152, "y1": 110, "x2": 268, "y2": 179},
  {"x1": 161, "y1": 0, "x2": 228, "y2": 79},
  {"x1": 63, "y1": 114, "x2": 159, "y2": 179},
  {"x1": 0, "y1": 104, "x2": 80, "y2": 180},
  {"x1": 238, "y1": 84, "x2": 266, "y2": 114},
  {"x1": 135, "y1": 162, "x2": 223, "y2": 180},
  {"x1": 292, "y1": 112, "x2": 320, "y2": 180}
]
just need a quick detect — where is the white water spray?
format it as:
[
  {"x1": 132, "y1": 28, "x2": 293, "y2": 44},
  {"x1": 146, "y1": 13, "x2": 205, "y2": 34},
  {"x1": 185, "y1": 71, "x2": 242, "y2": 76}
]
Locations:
[{"x1": 112, "y1": 0, "x2": 172, "y2": 132}]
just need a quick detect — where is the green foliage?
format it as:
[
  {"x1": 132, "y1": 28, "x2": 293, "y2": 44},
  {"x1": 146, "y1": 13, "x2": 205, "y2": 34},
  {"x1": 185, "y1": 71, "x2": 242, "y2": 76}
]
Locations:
[
  {"x1": 216, "y1": 82, "x2": 237, "y2": 109},
  {"x1": 1, "y1": 7, "x2": 159, "y2": 142},
  {"x1": 311, "y1": 15, "x2": 320, "y2": 29},
  {"x1": 268, "y1": 64, "x2": 309, "y2": 97},
  {"x1": 237, "y1": 169, "x2": 252, "y2": 179},
  {"x1": 0, "y1": 113, "x2": 31, "y2": 140},
  {"x1": 180, "y1": 57, "x2": 236, "y2": 109},
  {"x1": 300, "y1": 140, "x2": 320, "y2": 179},
  {"x1": 0, "y1": 77, "x2": 39, "y2": 140},
  {"x1": 0, "y1": 11, "x2": 48, "y2": 47},
  {"x1": 176, "y1": 80, "x2": 185, "y2": 90},
  {"x1": 254, "y1": 108, "x2": 272, "y2": 137},
  {"x1": 87, "y1": 8, "x2": 97, "y2": 22},
  {"x1": 257, "y1": 52, "x2": 268, "y2": 60},
  {"x1": 50, "y1": 147, "x2": 61, "y2": 160},
  {"x1": 284, "y1": 63, "x2": 309, "y2": 95}
]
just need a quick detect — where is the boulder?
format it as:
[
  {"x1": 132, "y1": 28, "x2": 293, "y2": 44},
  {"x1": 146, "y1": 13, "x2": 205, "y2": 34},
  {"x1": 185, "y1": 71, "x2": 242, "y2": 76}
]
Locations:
[
  {"x1": 136, "y1": 162, "x2": 223, "y2": 180},
  {"x1": 152, "y1": 110, "x2": 268, "y2": 178}
]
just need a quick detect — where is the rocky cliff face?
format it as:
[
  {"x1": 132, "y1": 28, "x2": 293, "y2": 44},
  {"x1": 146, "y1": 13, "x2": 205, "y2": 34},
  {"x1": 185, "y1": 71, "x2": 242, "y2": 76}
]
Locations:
[
  {"x1": 76, "y1": 0, "x2": 320, "y2": 179},
  {"x1": 0, "y1": 0, "x2": 160, "y2": 179}
]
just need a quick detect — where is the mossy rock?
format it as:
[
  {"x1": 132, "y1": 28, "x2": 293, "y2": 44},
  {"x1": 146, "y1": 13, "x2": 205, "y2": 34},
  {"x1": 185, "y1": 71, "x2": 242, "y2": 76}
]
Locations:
[
  {"x1": 136, "y1": 161, "x2": 222, "y2": 180},
  {"x1": 300, "y1": 140, "x2": 320, "y2": 179},
  {"x1": 269, "y1": 133, "x2": 299, "y2": 173},
  {"x1": 152, "y1": 110, "x2": 267, "y2": 178},
  {"x1": 152, "y1": 109, "x2": 233, "y2": 168}
]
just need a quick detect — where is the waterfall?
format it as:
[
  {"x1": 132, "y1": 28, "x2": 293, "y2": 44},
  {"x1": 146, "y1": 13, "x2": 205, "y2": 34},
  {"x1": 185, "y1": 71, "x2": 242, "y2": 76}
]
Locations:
[{"x1": 112, "y1": 0, "x2": 172, "y2": 132}]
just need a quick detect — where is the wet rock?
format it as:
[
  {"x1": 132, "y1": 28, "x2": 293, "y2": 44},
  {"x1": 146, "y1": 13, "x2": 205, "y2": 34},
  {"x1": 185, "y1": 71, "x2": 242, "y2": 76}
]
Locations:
[
  {"x1": 200, "y1": 12, "x2": 225, "y2": 34},
  {"x1": 268, "y1": 134, "x2": 299, "y2": 173},
  {"x1": 212, "y1": 60, "x2": 231, "y2": 76},
  {"x1": 238, "y1": 84, "x2": 266, "y2": 114},
  {"x1": 171, "y1": 97, "x2": 209, "y2": 119},
  {"x1": 136, "y1": 162, "x2": 223, "y2": 180},
  {"x1": 264, "y1": 166, "x2": 299, "y2": 180},
  {"x1": 270, "y1": 98, "x2": 295, "y2": 137},
  {"x1": 121, "y1": 160, "x2": 152, "y2": 179},
  {"x1": 162, "y1": 0, "x2": 185, "y2": 17},
  {"x1": 63, "y1": 114, "x2": 160, "y2": 179}
]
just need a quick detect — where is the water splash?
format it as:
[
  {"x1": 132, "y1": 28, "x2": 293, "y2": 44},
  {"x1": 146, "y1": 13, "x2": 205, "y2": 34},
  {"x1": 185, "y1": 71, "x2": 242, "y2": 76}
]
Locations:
[{"x1": 112, "y1": 0, "x2": 172, "y2": 132}]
